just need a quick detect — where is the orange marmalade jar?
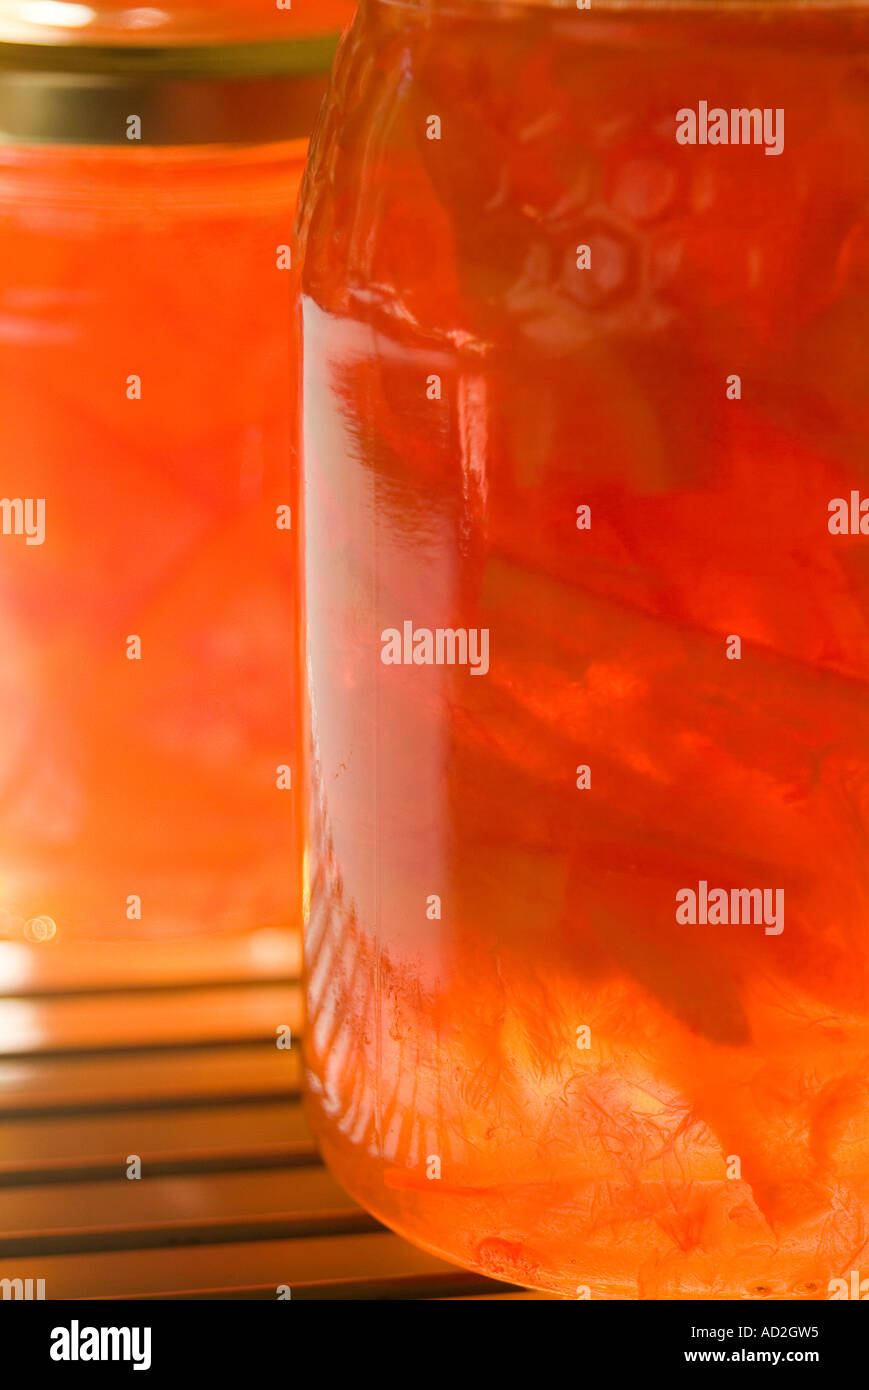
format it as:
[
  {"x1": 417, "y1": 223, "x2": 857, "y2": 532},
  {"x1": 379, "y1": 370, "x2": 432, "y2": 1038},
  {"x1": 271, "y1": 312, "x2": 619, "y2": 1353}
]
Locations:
[
  {"x1": 0, "y1": 3, "x2": 354, "y2": 941},
  {"x1": 0, "y1": 2, "x2": 354, "y2": 44},
  {"x1": 298, "y1": 0, "x2": 869, "y2": 1297}
]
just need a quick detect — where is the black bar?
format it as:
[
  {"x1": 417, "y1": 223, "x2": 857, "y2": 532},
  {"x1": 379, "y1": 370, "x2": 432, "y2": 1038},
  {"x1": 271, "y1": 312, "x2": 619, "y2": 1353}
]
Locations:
[{"x1": 0, "y1": 1292, "x2": 865, "y2": 1374}]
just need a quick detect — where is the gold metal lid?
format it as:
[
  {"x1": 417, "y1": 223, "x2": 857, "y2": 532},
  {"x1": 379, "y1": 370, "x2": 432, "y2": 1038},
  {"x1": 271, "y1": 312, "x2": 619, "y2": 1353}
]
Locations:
[{"x1": 0, "y1": 34, "x2": 340, "y2": 143}]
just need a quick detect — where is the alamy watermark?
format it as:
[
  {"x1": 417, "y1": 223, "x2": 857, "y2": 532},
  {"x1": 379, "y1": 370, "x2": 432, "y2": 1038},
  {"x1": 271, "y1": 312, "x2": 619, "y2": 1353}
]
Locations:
[
  {"x1": 50, "y1": 1321, "x2": 151, "y2": 1371},
  {"x1": 829, "y1": 1271, "x2": 869, "y2": 1300},
  {"x1": 0, "y1": 497, "x2": 44, "y2": 545},
  {"x1": 676, "y1": 103, "x2": 784, "y2": 157},
  {"x1": 380, "y1": 622, "x2": 490, "y2": 675},
  {"x1": 1, "y1": 1276, "x2": 44, "y2": 1299},
  {"x1": 676, "y1": 880, "x2": 784, "y2": 935}
]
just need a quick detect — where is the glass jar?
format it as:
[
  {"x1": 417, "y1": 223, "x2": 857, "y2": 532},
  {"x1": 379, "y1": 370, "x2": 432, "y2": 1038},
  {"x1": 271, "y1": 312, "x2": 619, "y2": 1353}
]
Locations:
[
  {"x1": 298, "y1": 0, "x2": 869, "y2": 1297},
  {"x1": 0, "y1": 5, "x2": 354, "y2": 942},
  {"x1": 0, "y1": 1, "x2": 354, "y2": 45}
]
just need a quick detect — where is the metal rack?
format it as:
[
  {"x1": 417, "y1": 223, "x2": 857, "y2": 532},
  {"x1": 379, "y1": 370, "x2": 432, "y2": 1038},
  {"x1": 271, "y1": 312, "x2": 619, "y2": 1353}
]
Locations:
[{"x1": 0, "y1": 933, "x2": 545, "y2": 1299}]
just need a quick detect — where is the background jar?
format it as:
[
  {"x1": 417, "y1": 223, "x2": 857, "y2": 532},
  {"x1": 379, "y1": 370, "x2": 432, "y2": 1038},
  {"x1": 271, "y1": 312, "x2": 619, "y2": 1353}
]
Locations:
[{"x1": 0, "y1": 2, "x2": 354, "y2": 942}]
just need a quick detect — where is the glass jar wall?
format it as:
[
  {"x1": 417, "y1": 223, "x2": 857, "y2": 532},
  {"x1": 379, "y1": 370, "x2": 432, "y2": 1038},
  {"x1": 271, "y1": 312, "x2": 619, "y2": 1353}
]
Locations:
[{"x1": 298, "y1": 0, "x2": 869, "y2": 1296}]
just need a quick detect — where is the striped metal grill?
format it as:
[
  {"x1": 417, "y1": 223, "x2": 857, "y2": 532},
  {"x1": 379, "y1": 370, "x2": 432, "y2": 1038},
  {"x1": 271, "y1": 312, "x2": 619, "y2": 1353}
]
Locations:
[{"x1": 0, "y1": 933, "x2": 548, "y2": 1300}]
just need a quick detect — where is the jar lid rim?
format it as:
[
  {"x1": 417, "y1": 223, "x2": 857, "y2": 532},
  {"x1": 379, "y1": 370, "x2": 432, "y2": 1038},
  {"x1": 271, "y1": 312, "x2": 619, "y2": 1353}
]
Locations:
[{"x1": 0, "y1": 36, "x2": 339, "y2": 144}]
